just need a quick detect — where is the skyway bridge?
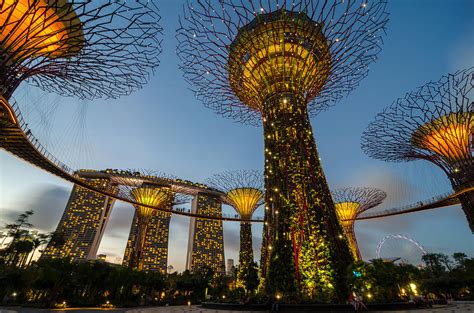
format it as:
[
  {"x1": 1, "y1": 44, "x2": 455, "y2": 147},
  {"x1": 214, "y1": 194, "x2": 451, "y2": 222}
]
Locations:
[
  {"x1": 1, "y1": 96, "x2": 472, "y2": 223},
  {"x1": 0, "y1": 96, "x2": 261, "y2": 222}
]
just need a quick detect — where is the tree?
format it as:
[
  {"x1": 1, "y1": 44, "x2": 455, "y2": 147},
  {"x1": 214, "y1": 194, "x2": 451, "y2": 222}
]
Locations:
[
  {"x1": 422, "y1": 253, "x2": 447, "y2": 278},
  {"x1": 27, "y1": 233, "x2": 51, "y2": 265},
  {"x1": 347, "y1": 260, "x2": 423, "y2": 303},
  {"x1": 10, "y1": 240, "x2": 34, "y2": 268},
  {"x1": 0, "y1": 231, "x2": 6, "y2": 247},
  {"x1": 0, "y1": 210, "x2": 37, "y2": 267},
  {"x1": 4, "y1": 210, "x2": 34, "y2": 247},
  {"x1": 453, "y1": 253, "x2": 467, "y2": 269},
  {"x1": 243, "y1": 261, "x2": 259, "y2": 294}
]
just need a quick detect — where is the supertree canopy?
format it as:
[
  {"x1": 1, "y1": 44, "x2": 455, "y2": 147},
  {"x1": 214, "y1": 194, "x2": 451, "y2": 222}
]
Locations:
[
  {"x1": 0, "y1": 0, "x2": 162, "y2": 100},
  {"x1": 177, "y1": 0, "x2": 388, "y2": 299},
  {"x1": 207, "y1": 170, "x2": 264, "y2": 289},
  {"x1": 361, "y1": 68, "x2": 474, "y2": 232},
  {"x1": 332, "y1": 187, "x2": 386, "y2": 260}
]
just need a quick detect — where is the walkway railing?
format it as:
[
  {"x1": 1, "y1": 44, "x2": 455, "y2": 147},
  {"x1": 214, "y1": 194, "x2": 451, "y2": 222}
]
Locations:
[
  {"x1": 174, "y1": 207, "x2": 264, "y2": 221},
  {"x1": 3, "y1": 98, "x2": 265, "y2": 222},
  {"x1": 355, "y1": 182, "x2": 473, "y2": 221},
  {"x1": 3, "y1": 97, "x2": 471, "y2": 224},
  {"x1": 9, "y1": 98, "x2": 76, "y2": 177}
]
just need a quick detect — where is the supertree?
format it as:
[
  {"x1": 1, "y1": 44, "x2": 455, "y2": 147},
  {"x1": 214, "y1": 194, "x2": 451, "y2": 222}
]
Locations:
[
  {"x1": 361, "y1": 68, "x2": 474, "y2": 232},
  {"x1": 0, "y1": 0, "x2": 162, "y2": 101},
  {"x1": 332, "y1": 187, "x2": 386, "y2": 260},
  {"x1": 115, "y1": 171, "x2": 189, "y2": 270},
  {"x1": 177, "y1": 0, "x2": 388, "y2": 299},
  {"x1": 207, "y1": 170, "x2": 264, "y2": 289}
]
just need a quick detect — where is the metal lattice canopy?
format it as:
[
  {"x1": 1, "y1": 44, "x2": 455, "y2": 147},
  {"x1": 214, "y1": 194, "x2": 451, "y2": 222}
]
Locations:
[
  {"x1": 131, "y1": 187, "x2": 175, "y2": 218},
  {"x1": 0, "y1": 0, "x2": 163, "y2": 100},
  {"x1": 332, "y1": 186, "x2": 386, "y2": 259},
  {"x1": 332, "y1": 187, "x2": 387, "y2": 224},
  {"x1": 113, "y1": 170, "x2": 191, "y2": 217},
  {"x1": 177, "y1": 0, "x2": 388, "y2": 125},
  {"x1": 207, "y1": 170, "x2": 264, "y2": 220},
  {"x1": 361, "y1": 68, "x2": 474, "y2": 175}
]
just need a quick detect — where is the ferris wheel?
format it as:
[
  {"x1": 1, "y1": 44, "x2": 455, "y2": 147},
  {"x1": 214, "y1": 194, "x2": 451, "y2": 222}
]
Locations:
[{"x1": 376, "y1": 234, "x2": 427, "y2": 264}]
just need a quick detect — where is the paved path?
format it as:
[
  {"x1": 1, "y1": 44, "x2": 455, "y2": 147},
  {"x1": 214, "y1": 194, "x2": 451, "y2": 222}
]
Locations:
[
  {"x1": 371, "y1": 303, "x2": 474, "y2": 313},
  {"x1": 127, "y1": 304, "x2": 474, "y2": 313},
  {"x1": 1, "y1": 303, "x2": 473, "y2": 312},
  {"x1": 128, "y1": 307, "x2": 261, "y2": 313},
  {"x1": 0, "y1": 306, "x2": 261, "y2": 313}
]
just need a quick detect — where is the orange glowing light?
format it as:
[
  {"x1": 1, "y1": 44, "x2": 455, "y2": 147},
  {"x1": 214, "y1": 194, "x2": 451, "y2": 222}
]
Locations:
[
  {"x1": 131, "y1": 187, "x2": 173, "y2": 218},
  {"x1": 335, "y1": 201, "x2": 361, "y2": 259},
  {"x1": 228, "y1": 10, "x2": 331, "y2": 110},
  {"x1": 335, "y1": 202, "x2": 360, "y2": 227},
  {"x1": 227, "y1": 187, "x2": 264, "y2": 220},
  {"x1": 413, "y1": 112, "x2": 473, "y2": 161},
  {"x1": 0, "y1": 0, "x2": 84, "y2": 59}
]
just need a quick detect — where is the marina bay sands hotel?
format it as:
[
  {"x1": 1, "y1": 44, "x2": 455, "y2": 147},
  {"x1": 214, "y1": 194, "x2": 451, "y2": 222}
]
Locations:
[{"x1": 40, "y1": 169, "x2": 226, "y2": 275}]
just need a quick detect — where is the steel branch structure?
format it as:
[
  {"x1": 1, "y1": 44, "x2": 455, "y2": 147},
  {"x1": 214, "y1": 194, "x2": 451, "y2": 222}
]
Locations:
[
  {"x1": 177, "y1": 0, "x2": 388, "y2": 299},
  {"x1": 361, "y1": 68, "x2": 474, "y2": 232},
  {"x1": 0, "y1": 0, "x2": 162, "y2": 100},
  {"x1": 332, "y1": 187, "x2": 386, "y2": 260},
  {"x1": 207, "y1": 170, "x2": 264, "y2": 288}
]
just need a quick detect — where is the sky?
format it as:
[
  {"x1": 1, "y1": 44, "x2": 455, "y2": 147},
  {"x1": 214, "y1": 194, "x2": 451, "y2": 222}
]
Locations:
[{"x1": 1, "y1": 0, "x2": 473, "y2": 270}]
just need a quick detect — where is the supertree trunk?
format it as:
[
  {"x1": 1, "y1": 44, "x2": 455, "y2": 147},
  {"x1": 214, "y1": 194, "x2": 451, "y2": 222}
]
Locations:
[
  {"x1": 451, "y1": 165, "x2": 474, "y2": 233},
  {"x1": 459, "y1": 192, "x2": 474, "y2": 233},
  {"x1": 261, "y1": 93, "x2": 353, "y2": 300},
  {"x1": 131, "y1": 214, "x2": 150, "y2": 270},
  {"x1": 344, "y1": 225, "x2": 362, "y2": 261},
  {"x1": 238, "y1": 222, "x2": 254, "y2": 284}
]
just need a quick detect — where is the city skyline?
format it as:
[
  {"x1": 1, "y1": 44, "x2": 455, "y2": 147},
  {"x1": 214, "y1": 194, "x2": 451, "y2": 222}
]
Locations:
[{"x1": 1, "y1": 0, "x2": 473, "y2": 272}]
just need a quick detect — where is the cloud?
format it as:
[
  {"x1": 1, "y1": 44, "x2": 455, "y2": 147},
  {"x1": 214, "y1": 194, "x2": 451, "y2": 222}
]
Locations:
[
  {"x1": 0, "y1": 184, "x2": 70, "y2": 233},
  {"x1": 103, "y1": 203, "x2": 134, "y2": 239}
]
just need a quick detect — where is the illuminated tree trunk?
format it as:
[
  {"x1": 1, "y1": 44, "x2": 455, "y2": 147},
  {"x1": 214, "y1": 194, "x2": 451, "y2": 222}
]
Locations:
[
  {"x1": 459, "y1": 192, "x2": 474, "y2": 233},
  {"x1": 344, "y1": 226, "x2": 362, "y2": 261},
  {"x1": 238, "y1": 222, "x2": 253, "y2": 285},
  {"x1": 450, "y1": 165, "x2": 474, "y2": 233},
  {"x1": 131, "y1": 213, "x2": 151, "y2": 270},
  {"x1": 261, "y1": 93, "x2": 353, "y2": 300}
]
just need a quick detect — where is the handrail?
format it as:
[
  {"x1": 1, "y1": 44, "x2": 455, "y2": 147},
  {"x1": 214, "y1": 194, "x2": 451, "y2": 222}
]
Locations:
[
  {"x1": 354, "y1": 183, "x2": 473, "y2": 221},
  {"x1": 2, "y1": 97, "x2": 471, "y2": 224},
  {"x1": 3, "y1": 97, "x2": 265, "y2": 222},
  {"x1": 9, "y1": 98, "x2": 76, "y2": 177}
]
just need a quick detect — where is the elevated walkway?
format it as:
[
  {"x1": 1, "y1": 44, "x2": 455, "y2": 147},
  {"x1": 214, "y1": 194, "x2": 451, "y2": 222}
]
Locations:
[
  {"x1": 1, "y1": 96, "x2": 471, "y2": 223},
  {"x1": 0, "y1": 96, "x2": 262, "y2": 222},
  {"x1": 355, "y1": 185, "x2": 472, "y2": 221}
]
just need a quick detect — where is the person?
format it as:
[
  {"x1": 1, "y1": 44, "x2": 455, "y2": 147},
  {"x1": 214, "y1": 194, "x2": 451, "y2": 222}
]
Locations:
[
  {"x1": 269, "y1": 296, "x2": 280, "y2": 313},
  {"x1": 349, "y1": 293, "x2": 358, "y2": 311},
  {"x1": 271, "y1": 300, "x2": 279, "y2": 312},
  {"x1": 355, "y1": 295, "x2": 367, "y2": 311},
  {"x1": 349, "y1": 294, "x2": 367, "y2": 311}
]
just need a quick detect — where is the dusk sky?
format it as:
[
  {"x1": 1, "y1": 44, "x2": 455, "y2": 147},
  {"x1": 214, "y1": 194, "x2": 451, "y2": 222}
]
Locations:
[{"x1": 1, "y1": 0, "x2": 473, "y2": 271}]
